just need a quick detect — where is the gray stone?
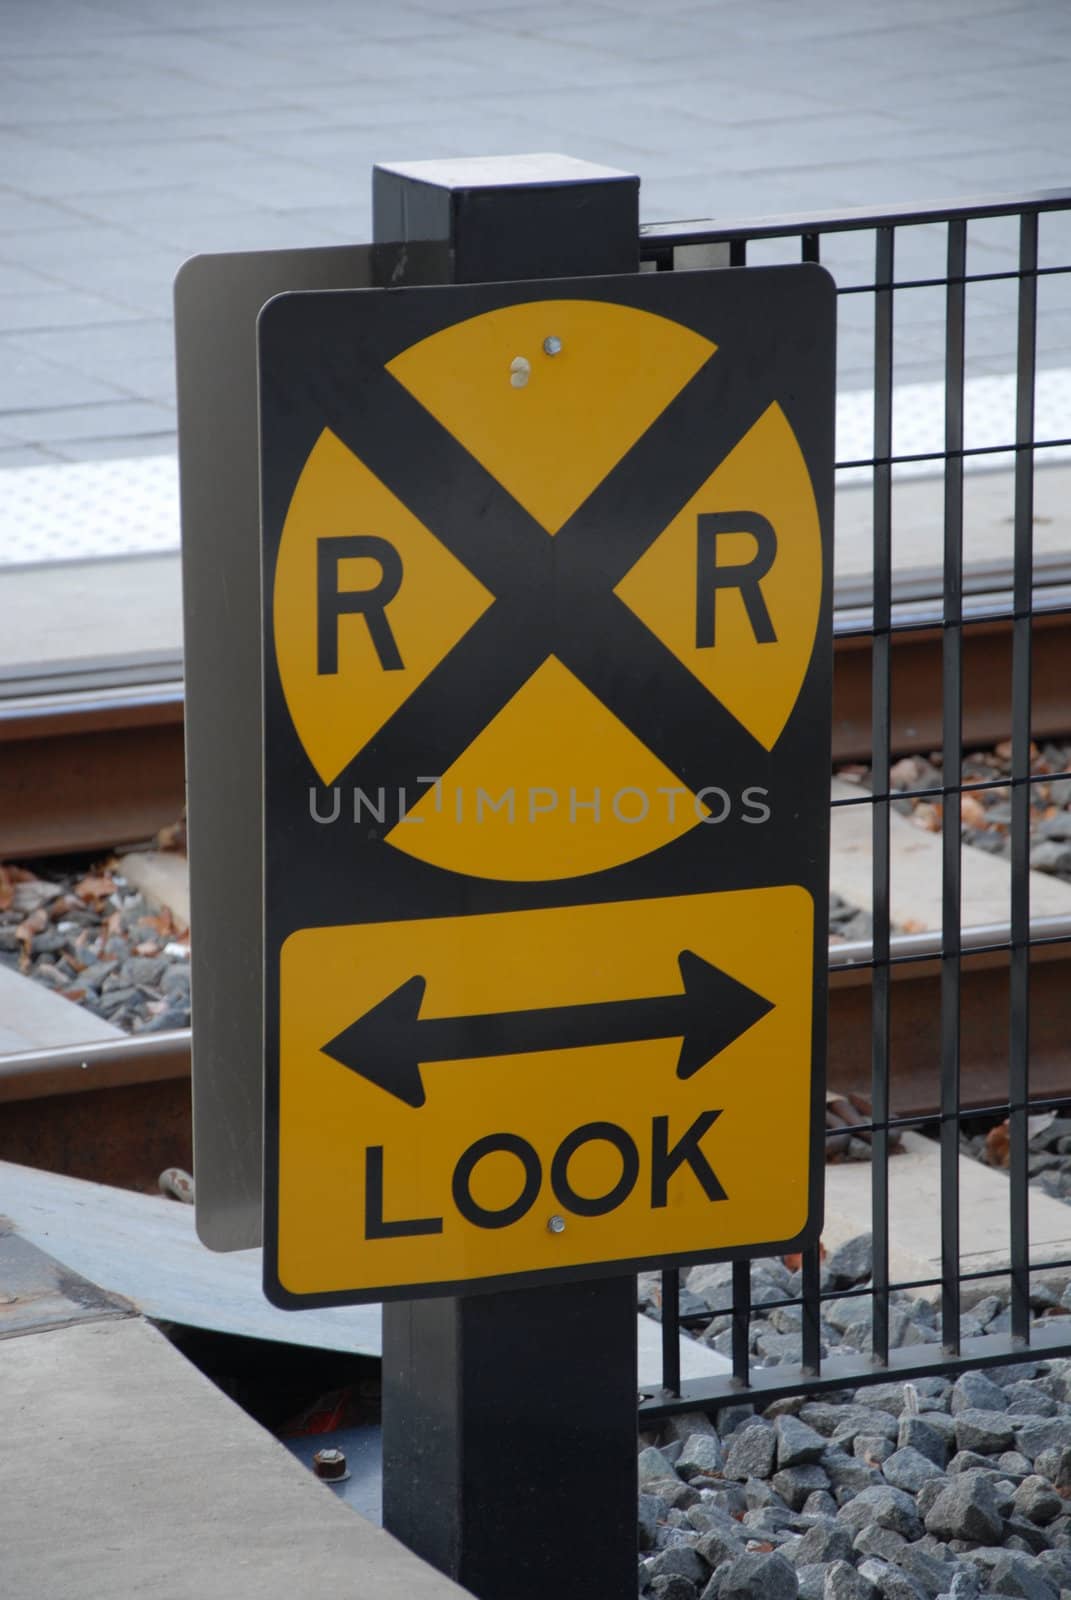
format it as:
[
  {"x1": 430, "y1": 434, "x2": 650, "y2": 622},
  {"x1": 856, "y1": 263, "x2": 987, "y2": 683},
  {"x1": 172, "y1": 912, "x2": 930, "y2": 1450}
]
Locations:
[
  {"x1": 640, "y1": 1445, "x2": 682, "y2": 1489},
  {"x1": 827, "y1": 1298, "x2": 873, "y2": 1334},
  {"x1": 855, "y1": 1385, "x2": 922, "y2": 1420},
  {"x1": 1036, "y1": 1548, "x2": 1071, "y2": 1588},
  {"x1": 773, "y1": 1465, "x2": 831, "y2": 1511},
  {"x1": 797, "y1": 1567, "x2": 827, "y2": 1600},
  {"x1": 744, "y1": 1476, "x2": 786, "y2": 1511},
  {"x1": 640, "y1": 1492, "x2": 663, "y2": 1551},
  {"x1": 695, "y1": 1526, "x2": 747, "y2": 1568},
  {"x1": 833, "y1": 1410, "x2": 900, "y2": 1448},
  {"x1": 1006, "y1": 1388, "x2": 1060, "y2": 1420},
  {"x1": 854, "y1": 1526, "x2": 908, "y2": 1563},
  {"x1": 663, "y1": 1411, "x2": 720, "y2": 1445},
  {"x1": 679, "y1": 1434, "x2": 726, "y2": 1481},
  {"x1": 824, "y1": 1559, "x2": 876, "y2": 1600},
  {"x1": 802, "y1": 1491, "x2": 840, "y2": 1519},
  {"x1": 725, "y1": 1424, "x2": 777, "y2": 1482},
  {"x1": 827, "y1": 1236, "x2": 874, "y2": 1289},
  {"x1": 916, "y1": 1479, "x2": 947, "y2": 1519},
  {"x1": 1017, "y1": 1420, "x2": 1071, "y2": 1463},
  {"x1": 950, "y1": 1373, "x2": 1008, "y2": 1415},
  {"x1": 987, "y1": 1549, "x2": 1059, "y2": 1599},
  {"x1": 1002, "y1": 1515, "x2": 1053, "y2": 1555},
  {"x1": 895, "y1": 1542, "x2": 962, "y2": 1599},
  {"x1": 837, "y1": 1486, "x2": 924, "y2": 1541},
  {"x1": 651, "y1": 1576, "x2": 699, "y2": 1600},
  {"x1": 998, "y1": 1451, "x2": 1035, "y2": 1477},
  {"x1": 855, "y1": 1436, "x2": 895, "y2": 1465},
  {"x1": 823, "y1": 1448, "x2": 884, "y2": 1497},
  {"x1": 119, "y1": 955, "x2": 167, "y2": 987},
  {"x1": 898, "y1": 1416, "x2": 950, "y2": 1467},
  {"x1": 924, "y1": 1470, "x2": 1005, "y2": 1543},
  {"x1": 936, "y1": 1571, "x2": 981, "y2": 1600},
  {"x1": 686, "y1": 1503, "x2": 737, "y2": 1537},
  {"x1": 948, "y1": 1449, "x2": 1001, "y2": 1477},
  {"x1": 882, "y1": 1446, "x2": 945, "y2": 1494},
  {"x1": 777, "y1": 1415, "x2": 829, "y2": 1468},
  {"x1": 716, "y1": 1550, "x2": 799, "y2": 1600},
  {"x1": 715, "y1": 1404, "x2": 755, "y2": 1440},
  {"x1": 648, "y1": 1546, "x2": 711, "y2": 1588},
  {"x1": 857, "y1": 1559, "x2": 927, "y2": 1600},
  {"x1": 662, "y1": 1440, "x2": 685, "y2": 1466},
  {"x1": 755, "y1": 1329, "x2": 809, "y2": 1365},
  {"x1": 954, "y1": 1409, "x2": 1016, "y2": 1455},
  {"x1": 1034, "y1": 1443, "x2": 1071, "y2": 1486},
  {"x1": 790, "y1": 1522, "x2": 855, "y2": 1568},
  {"x1": 1014, "y1": 1475, "x2": 1064, "y2": 1526},
  {"x1": 802, "y1": 1402, "x2": 865, "y2": 1438}
]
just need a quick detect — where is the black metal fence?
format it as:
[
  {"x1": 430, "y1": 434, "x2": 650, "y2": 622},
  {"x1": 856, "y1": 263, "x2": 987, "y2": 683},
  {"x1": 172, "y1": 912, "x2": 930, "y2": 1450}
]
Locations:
[{"x1": 638, "y1": 189, "x2": 1071, "y2": 1418}]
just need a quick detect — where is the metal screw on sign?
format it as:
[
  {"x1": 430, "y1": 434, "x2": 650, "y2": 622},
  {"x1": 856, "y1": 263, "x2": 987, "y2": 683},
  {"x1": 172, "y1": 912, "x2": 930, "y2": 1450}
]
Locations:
[
  {"x1": 543, "y1": 335, "x2": 563, "y2": 355},
  {"x1": 547, "y1": 1214, "x2": 566, "y2": 1234}
]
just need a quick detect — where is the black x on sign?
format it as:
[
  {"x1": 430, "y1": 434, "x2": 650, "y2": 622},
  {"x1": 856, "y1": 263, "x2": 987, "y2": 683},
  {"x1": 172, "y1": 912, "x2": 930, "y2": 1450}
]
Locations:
[{"x1": 257, "y1": 268, "x2": 836, "y2": 1305}]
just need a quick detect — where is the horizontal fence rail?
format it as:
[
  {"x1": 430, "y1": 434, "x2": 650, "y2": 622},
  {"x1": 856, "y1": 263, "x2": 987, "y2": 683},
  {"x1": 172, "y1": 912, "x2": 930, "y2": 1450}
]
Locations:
[{"x1": 638, "y1": 188, "x2": 1071, "y2": 1416}]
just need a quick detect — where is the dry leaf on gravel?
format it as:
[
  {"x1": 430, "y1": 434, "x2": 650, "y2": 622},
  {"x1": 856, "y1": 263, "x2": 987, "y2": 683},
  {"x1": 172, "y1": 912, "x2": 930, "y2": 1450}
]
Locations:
[
  {"x1": 911, "y1": 801, "x2": 941, "y2": 831},
  {"x1": 14, "y1": 907, "x2": 47, "y2": 970},
  {"x1": 960, "y1": 794, "x2": 987, "y2": 829},
  {"x1": 74, "y1": 873, "x2": 117, "y2": 903},
  {"x1": 985, "y1": 1120, "x2": 1011, "y2": 1168},
  {"x1": 155, "y1": 816, "x2": 187, "y2": 854}
]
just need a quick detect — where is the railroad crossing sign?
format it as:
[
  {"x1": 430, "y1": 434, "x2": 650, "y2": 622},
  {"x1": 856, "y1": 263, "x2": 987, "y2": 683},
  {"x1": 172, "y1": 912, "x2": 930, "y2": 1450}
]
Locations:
[{"x1": 258, "y1": 267, "x2": 835, "y2": 1307}]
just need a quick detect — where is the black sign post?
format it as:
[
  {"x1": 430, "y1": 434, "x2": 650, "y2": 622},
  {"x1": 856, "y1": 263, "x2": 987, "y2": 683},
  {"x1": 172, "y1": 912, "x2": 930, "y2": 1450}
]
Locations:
[{"x1": 373, "y1": 156, "x2": 643, "y2": 1600}]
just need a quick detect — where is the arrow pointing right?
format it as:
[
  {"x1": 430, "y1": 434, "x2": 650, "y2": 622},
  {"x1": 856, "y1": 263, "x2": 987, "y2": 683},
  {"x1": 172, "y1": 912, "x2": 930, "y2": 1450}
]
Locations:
[{"x1": 321, "y1": 950, "x2": 774, "y2": 1108}]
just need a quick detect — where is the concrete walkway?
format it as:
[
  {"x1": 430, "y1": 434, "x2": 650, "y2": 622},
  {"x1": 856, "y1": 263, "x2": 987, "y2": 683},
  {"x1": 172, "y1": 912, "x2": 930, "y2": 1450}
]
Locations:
[
  {"x1": 2, "y1": 0, "x2": 1071, "y2": 470},
  {"x1": 1, "y1": 1311, "x2": 467, "y2": 1600}
]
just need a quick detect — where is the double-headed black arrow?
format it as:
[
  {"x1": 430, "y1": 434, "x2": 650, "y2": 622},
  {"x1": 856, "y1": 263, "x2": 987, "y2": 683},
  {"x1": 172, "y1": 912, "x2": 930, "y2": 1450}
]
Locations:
[{"x1": 321, "y1": 950, "x2": 774, "y2": 1108}]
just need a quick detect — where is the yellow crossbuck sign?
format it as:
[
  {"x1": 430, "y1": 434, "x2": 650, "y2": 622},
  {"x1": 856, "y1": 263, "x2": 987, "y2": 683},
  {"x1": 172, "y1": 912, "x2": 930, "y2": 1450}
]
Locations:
[{"x1": 258, "y1": 268, "x2": 835, "y2": 1304}]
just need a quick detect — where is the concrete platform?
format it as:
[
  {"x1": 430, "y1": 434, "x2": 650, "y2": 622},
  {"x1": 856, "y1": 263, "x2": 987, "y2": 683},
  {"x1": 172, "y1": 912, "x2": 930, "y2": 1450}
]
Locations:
[
  {"x1": 0, "y1": 1159, "x2": 730, "y2": 1386},
  {"x1": 1, "y1": 1312, "x2": 467, "y2": 1600},
  {"x1": 829, "y1": 776, "x2": 1071, "y2": 932},
  {"x1": 824, "y1": 1130, "x2": 1071, "y2": 1306},
  {"x1": 0, "y1": 962, "x2": 122, "y2": 1053}
]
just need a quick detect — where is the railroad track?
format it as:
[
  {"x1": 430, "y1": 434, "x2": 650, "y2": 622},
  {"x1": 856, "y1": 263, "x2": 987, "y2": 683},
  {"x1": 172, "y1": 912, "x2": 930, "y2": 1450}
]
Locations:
[
  {"x1": 1, "y1": 576, "x2": 1070, "y2": 1192},
  {"x1": 1, "y1": 920, "x2": 1068, "y2": 1194},
  {"x1": 2, "y1": 586, "x2": 1070, "y2": 860}
]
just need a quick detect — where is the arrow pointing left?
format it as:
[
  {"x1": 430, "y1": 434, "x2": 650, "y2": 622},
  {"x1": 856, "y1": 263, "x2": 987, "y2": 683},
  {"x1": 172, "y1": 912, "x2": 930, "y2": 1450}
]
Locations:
[{"x1": 320, "y1": 950, "x2": 774, "y2": 1108}]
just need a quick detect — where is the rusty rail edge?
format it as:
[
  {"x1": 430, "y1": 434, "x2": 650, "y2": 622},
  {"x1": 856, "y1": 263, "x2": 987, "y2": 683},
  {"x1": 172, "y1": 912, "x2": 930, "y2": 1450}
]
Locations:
[
  {"x1": 0, "y1": 1031, "x2": 190, "y2": 1105},
  {"x1": 2, "y1": 917, "x2": 1069, "y2": 1113}
]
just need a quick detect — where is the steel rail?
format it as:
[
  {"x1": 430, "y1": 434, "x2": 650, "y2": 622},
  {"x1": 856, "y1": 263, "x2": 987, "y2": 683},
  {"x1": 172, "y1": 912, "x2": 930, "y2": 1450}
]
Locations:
[
  {"x1": 0, "y1": 916, "x2": 1066, "y2": 1132},
  {"x1": 1, "y1": 587, "x2": 1070, "y2": 855}
]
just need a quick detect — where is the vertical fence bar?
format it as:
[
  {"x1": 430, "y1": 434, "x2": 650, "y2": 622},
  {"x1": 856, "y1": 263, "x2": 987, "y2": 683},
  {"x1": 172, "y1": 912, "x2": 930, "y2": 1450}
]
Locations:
[
  {"x1": 729, "y1": 238, "x2": 748, "y2": 267},
  {"x1": 801, "y1": 1244, "x2": 822, "y2": 1374},
  {"x1": 802, "y1": 233, "x2": 820, "y2": 264},
  {"x1": 940, "y1": 219, "x2": 967, "y2": 1354},
  {"x1": 731, "y1": 1260, "x2": 751, "y2": 1387},
  {"x1": 870, "y1": 226, "x2": 894, "y2": 1367},
  {"x1": 1009, "y1": 210, "x2": 1038, "y2": 1344},
  {"x1": 661, "y1": 1268, "x2": 682, "y2": 1396}
]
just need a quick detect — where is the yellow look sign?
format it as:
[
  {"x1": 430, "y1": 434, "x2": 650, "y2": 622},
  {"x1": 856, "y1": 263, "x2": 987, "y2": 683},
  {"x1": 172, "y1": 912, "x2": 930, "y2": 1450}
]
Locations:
[
  {"x1": 273, "y1": 889, "x2": 813, "y2": 1302},
  {"x1": 258, "y1": 266, "x2": 834, "y2": 1305}
]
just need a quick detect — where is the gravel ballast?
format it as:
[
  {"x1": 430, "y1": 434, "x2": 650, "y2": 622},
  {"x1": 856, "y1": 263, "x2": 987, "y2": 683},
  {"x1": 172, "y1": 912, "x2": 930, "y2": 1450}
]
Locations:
[
  {"x1": 639, "y1": 1237, "x2": 1071, "y2": 1599},
  {"x1": 0, "y1": 858, "x2": 190, "y2": 1034}
]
